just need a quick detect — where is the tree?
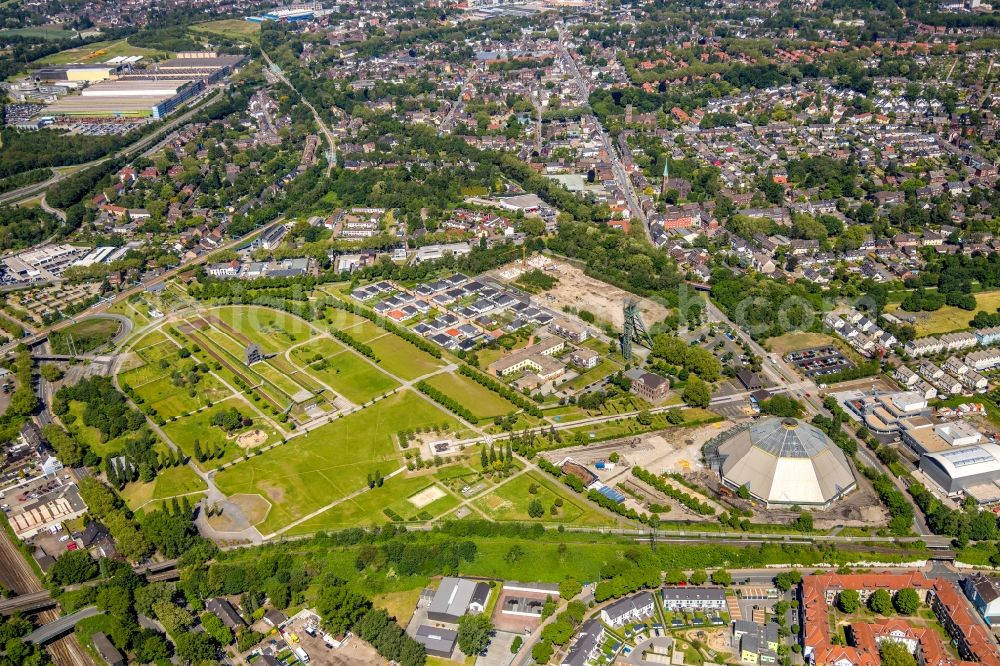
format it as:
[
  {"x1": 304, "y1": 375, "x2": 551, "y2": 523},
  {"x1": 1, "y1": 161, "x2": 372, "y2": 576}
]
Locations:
[
  {"x1": 869, "y1": 588, "x2": 893, "y2": 615},
  {"x1": 316, "y1": 585, "x2": 371, "y2": 635},
  {"x1": 134, "y1": 631, "x2": 170, "y2": 663},
  {"x1": 774, "y1": 571, "x2": 802, "y2": 592},
  {"x1": 457, "y1": 614, "x2": 493, "y2": 656},
  {"x1": 175, "y1": 631, "x2": 218, "y2": 664},
  {"x1": 532, "y1": 640, "x2": 553, "y2": 663},
  {"x1": 48, "y1": 550, "x2": 99, "y2": 585},
  {"x1": 893, "y1": 588, "x2": 920, "y2": 615},
  {"x1": 201, "y1": 611, "x2": 234, "y2": 645},
  {"x1": 689, "y1": 570, "x2": 708, "y2": 585},
  {"x1": 711, "y1": 569, "x2": 732, "y2": 586},
  {"x1": 838, "y1": 589, "x2": 860, "y2": 613},
  {"x1": 879, "y1": 640, "x2": 917, "y2": 666},
  {"x1": 682, "y1": 377, "x2": 711, "y2": 408},
  {"x1": 528, "y1": 499, "x2": 545, "y2": 518},
  {"x1": 511, "y1": 635, "x2": 523, "y2": 654}
]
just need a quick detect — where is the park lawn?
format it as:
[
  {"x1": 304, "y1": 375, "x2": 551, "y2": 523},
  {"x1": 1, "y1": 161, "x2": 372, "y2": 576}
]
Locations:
[
  {"x1": 189, "y1": 18, "x2": 260, "y2": 42},
  {"x1": 283, "y1": 473, "x2": 461, "y2": 535},
  {"x1": 342, "y1": 320, "x2": 384, "y2": 343},
  {"x1": 254, "y1": 362, "x2": 310, "y2": 401},
  {"x1": 300, "y1": 346, "x2": 400, "y2": 404},
  {"x1": 324, "y1": 307, "x2": 372, "y2": 331},
  {"x1": 563, "y1": 358, "x2": 618, "y2": 391},
  {"x1": 367, "y1": 334, "x2": 444, "y2": 380},
  {"x1": 473, "y1": 472, "x2": 617, "y2": 526},
  {"x1": 214, "y1": 390, "x2": 459, "y2": 535},
  {"x1": 34, "y1": 38, "x2": 168, "y2": 65},
  {"x1": 423, "y1": 373, "x2": 517, "y2": 419},
  {"x1": 268, "y1": 355, "x2": 322, "y2": 393},
  {"x1": 120, "y1": 465, "x2": 207, "y2": 511},
  {"x1": 132, "y1": 330, "x2": 175, "y2": 364},
  {"x1": 162, "y1": 397, "x2": 277, "y2": 469},
  {"x1": 213, "y1": 306, "x2": 317, "y2": 351},
  {"x1": 64, "y1": 401, "x2": 129, "y2": 459},
  {"x1": 196, "y1": 318, "x2": 252, "y2": 359},
  {"x1": 107, "y1": 299, "x2": 151, "y2": 330},
  {"x1": 146, "y1": 373, "x2": 231, "y2": 418}
]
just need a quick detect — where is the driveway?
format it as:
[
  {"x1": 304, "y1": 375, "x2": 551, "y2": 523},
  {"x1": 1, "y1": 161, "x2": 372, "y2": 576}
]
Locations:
[{"x1": 476, "y1": 630, "x2": 519, "y2": 666}]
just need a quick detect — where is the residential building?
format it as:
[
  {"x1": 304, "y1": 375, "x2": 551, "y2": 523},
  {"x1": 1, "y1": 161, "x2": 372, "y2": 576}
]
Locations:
[
  {"x1": 562, "y1": 619, "x2": 605, "y2": 666},
  {"x1": 570, "y1": 348, "x2": 600, "y2": 370},
  {"x1": 600, "y1": 591, "x2": 655, "y2": 627},
  {"x1": 629, "y1": 371, "x2": 671, "y2": 403},
  {"x1": 427, "y1": 577, "x2": 491, "y2": 623},
  {"x1": 552, "y1": 318, "x2": 590, "y2": 343},
  {"x1": 962, "y1": 574, "x2": 1000, "y2": 627},
  {"x1": 661, "y1": 587, "x2": 727, "y2": 611}
]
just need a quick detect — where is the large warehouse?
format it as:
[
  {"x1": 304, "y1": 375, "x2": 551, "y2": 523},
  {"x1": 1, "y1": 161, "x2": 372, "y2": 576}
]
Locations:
[
  {"x1": 45, "y1": 79, "x2": 204, "y2": 119},
  {"x1": 714, "y1": 418, "x2": 857, "y2": 509},
  {"x1": 920, "y1": 444, "x2": 1000, "y2": 497}
]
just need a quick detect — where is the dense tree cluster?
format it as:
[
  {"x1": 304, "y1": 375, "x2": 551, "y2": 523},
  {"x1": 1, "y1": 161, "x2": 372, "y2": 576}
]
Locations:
[{"x1": 54, "y1": 377, "x2": 145, "y2": 443}]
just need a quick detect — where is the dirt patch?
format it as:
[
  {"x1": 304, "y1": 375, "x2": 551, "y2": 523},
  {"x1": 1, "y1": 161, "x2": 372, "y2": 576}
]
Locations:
[
  {"x1": 235, "y1": 428, "x2": 267, "y2": 449},
  {"x1": 259, "y1": 482, "x2": 285, "y2": 504},
  {"x1": 231, "y1": 493, "x2": 271, "y2": 525},
  {"x1": 116, "y1": 351, "x2": 145, "y2": 373},
  {"x1": 492, "y1": 258, "x2": 670, "y2": 330},
  {"x1": 408, "y1": 485, "x2": 446, "y2": 509}
]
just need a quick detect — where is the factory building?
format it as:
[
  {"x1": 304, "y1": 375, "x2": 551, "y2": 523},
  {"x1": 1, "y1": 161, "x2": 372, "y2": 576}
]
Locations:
[
  {"x1": 33, "y1": 64, "x2": 118, "y2": 83},
  {"x1": 920, "y1": 444, "x2": 1000, "y2": 500}
]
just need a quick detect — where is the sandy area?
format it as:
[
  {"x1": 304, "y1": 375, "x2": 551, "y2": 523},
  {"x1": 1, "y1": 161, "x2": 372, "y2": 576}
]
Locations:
[
  {"x1": 235, "y1": 428, "x2": 267, "y2": 449},
  {"x1": 408, "y1": 485, "x2": 446, "y2": 509},
  {"x1": 492, "y1": 257, "x2": 670, "y2": 330}
]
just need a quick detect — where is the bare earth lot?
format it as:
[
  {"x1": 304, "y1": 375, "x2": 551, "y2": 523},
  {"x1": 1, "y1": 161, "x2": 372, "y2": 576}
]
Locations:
[{"x1": 492, "y1": 258, "x2": 670, "y2": 329}]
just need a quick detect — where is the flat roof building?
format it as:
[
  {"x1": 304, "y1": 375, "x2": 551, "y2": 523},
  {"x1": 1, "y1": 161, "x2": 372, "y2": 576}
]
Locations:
[
  {"x1": 414, "y1": 625, "x2": 457, "y2": 658},
  {"x1": 920, "y1": 443, "x2": 1000, "y2": 496}
]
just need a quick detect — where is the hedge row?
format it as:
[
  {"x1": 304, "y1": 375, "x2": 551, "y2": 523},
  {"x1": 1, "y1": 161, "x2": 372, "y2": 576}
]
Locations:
[
  {"x1": 332, "y1": 328, "x2": 377, "y2": 360},
  {"x1": 632, "y1": 466, "x2": 715, "y2": 516},
  {"x1": 415, "y1": 380, "x2": 479, "y2": 424},
  {"x1": 327, "y1": 298, "x2": 442, "y2": 358},
  {"x1": 458, "y1": 365, "x2": 543, "y2": 417}
]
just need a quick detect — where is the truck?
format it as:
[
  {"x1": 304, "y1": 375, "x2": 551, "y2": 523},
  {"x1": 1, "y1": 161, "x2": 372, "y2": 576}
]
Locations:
[{"x1": 293, "y1": 646, "x2": 309, "y2": 663}]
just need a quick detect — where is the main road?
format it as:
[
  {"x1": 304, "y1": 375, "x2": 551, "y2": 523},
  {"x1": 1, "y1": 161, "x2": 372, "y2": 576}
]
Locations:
[{"x1": 555, "y1": 23, "x2": 649, "y2": 240}]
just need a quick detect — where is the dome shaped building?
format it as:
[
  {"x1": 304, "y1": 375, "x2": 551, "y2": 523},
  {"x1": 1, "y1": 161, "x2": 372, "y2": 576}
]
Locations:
[{"x1": 715, "y1": 417, "x2": 857, "y2": 509}]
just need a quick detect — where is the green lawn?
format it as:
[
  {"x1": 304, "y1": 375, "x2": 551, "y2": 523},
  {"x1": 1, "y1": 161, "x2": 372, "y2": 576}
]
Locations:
[
  {"x1": 562, "y1": 358, "x2": 618, "y2": 391},
  {"x1": 212, "y1": 306, "x2": 317, "y2": 352},
  {"x1": 473, "y1": 472, "x2": 618, "y2": 526},
  {"x1": 291, "y1": 339, "x2": 399, "y2": 404},
  {"x1": 189, "y1": 18, "x2": 260, "y2": 43},
  {"x1": 162, "y1": 397, "x2": 280, "y2": 469},
  {"x1": 120, "y1": 465, "x2": 207, "y2": 511},
  {"x1": 33, "y1": 38, "x2": 169, "y2": 64},
  {"x1": 284, "y1": 473, "x2": 461, "y2": 535},
  {"x1": 423, "y1": 373, "x2": 517, "y2": 419},
  {"x1": 887, "y1": 289, "x2": 1000, "y2": 336},
  {"x1": 49, "y1": 317, "x2": 120, "y2": 354},
  {"x1": 64, "y1": 401, "x2": 128, "y2": 459},
  {"x1": 213, "y1": 390, "x2": 459, "y2": 535},
  {"x1": 341, "y1": 320, "x2": 385, "y2": 343},
  {"x1": 126, "y1": 369, "x2": 231, "y2": 419},
  {"x1": 368, "y1": 334, "x2": 444, "y2": 380}
]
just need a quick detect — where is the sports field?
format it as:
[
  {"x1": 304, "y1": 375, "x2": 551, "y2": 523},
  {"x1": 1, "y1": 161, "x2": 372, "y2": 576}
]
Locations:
[
  {"x1": 887, "y1": 290, "x2": 1000, "y2": 336},
  {"x1": 213, "y1": 390, "x2": 460, "y2": 534}
]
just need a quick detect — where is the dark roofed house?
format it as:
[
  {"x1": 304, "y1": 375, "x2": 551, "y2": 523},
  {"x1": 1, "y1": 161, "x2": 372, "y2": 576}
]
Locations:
[
  {"x1": 963, "y1": 573, "x2": 1000, "y2": 626},
  {"x1": 736, "y1": 369, "x2": 764, "y2": 391},
  {"x1": 263, "y1": 609, "x2": 287, "y2": 628},
  {"x1": 630, "y1": 371, "x2": 670, "y2": 403},
  {"x1": 92, "y1": 632, "x2": 125, "y2": 666},
  {"x1": 206, "y1": 598, "x2": 245, "y2": 629},
  {"x1": 562, "y1": 619, "x2": 604, "y2": 666},
  {"x1": 415, "y1": 624, "x2": 458, "y2": 658}
]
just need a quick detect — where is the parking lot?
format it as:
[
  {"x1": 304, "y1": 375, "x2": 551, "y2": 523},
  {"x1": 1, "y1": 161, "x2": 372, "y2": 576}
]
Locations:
[{"x1": 785, "y1": 346, "x2": 854, "y2": 378}]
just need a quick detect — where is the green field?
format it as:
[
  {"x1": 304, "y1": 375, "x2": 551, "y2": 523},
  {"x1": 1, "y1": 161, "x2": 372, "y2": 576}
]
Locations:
[
  {"x1": 120, "y1": 465, "x2": 207, "y2": 511},
  {"x1": 33, "y1": 38, "x2": 169, "y2": 65},
  {"x1": 368, "y1": 334, "x2": 445, "y2": 380},
  {"x1": 162, "y1": 397, "x2": 279, "y2": 469},
  {"x1": 134, "y1": 372, "x2": 231, "y2": 418},
  {"x1": 340, "y1": 319, "x2": 384, "y2": 343},
  {"x1": 49, "y1": 317, "x2": 120, "y2": 354},
  {"x1": 0, "y1": 26, "x2": 76, "y2": 40},
  {"x1": 473, "y1": 472, "x2": 618, "y2": 526},
  {"x1": 290, "y1": 339, "x2": 399, "y2": 404},
  {"x1": 189, "y1": 19, "x2": 261, "y2": 43},
  {"x1": 562, "y1": 358, "x2": 619, "y2": 391},
  {"x1": 214, "y1": 390, "x2": 458, "y2": 535},
  {"x1": 64, "y1": 401, "x2": 128, "y2": 459},
  {"x1": 212, "y1": 306, "x2": 316, "y2": 351},
  {"x1": 424, "y1": 373, "x2": 517, "y2": 419},
  {"x1": 887, "y1": 289, "x2": 1000, "y2": 336},
  {"x1": 284, "y1": 473, "x2": 461, "y2": 535}
]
